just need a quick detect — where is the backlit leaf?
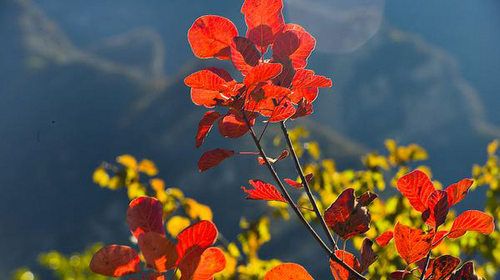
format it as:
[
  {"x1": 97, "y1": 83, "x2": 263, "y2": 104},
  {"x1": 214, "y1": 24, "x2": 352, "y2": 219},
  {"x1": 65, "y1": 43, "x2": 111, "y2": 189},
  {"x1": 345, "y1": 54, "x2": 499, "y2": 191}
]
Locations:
[
  {"x1": 244, "y1": 63, "x2": 283, "y2": 86},
  {"x1": 264, "y1": 263, "x2": 314, "y2": 280},
  {"x1": 329, "y1": 250, "x2": 362, "y2": 280},
  {"x1": 138, "y1": 232, "x2": 178, "y2": 272},
  {"x1": 429, "y1": 255, "x2": 460, "y2": 280},
  {"x1": 188, "y1": 15, "x2": 238, "y2": 59},
  {"x1": 291, "y1": 99, "x2": 314, "y2": 120},
  {"x1": 357, "y1": 191, "x2": 378, "y2": 207},
  {"x1": 449, "y1": 261, "x2": 482, "y2": 280},
  {"x1": 230, "y1": 37, "x2": 260, "y2": 75},
  {"x1": 445, "y1": 178, "x2": 474, "y2": 207},
  {"x1": 218, "y1": 110, "x2": 251, "y2": 139},
  {"x1": 422, "y1": 190, "x2": 449, "y2": 228},
  {"x1": 431, "y1": 230, "x2": 448, "y2": 249},
  {"x1": 394, "y1": 222, "x2": 433, "y2": 265},
  {"x1": 198, "y1": 149, "x2": 235, "y2": 172},
  {"x1": 242, "y1": 179, "x2": 286, "y2": 203},
  {"x1": 258, "y1": 150, "x2": 289, "y2": 165},
  {"x1": 396, "y1": 170, "x2": 436, "y2": 213},
  {"x1": 178, "y1": 247, "x2": 226, "y2": 280},
  {"x1": 447, "y1": 210, "x2": 495, "y2": 238},
  {"x1": 127, "y1": 197, "x2": 165, "y2": 239},
  {"x1": 268, "y1": 99, "x2": 296, "y2": 122},
  {"x1": 176, "y1": 220, "x2": 218, "y2": 262},
  {"x1": 185, "y1": 68, "x2": 234, "y2": 108},
  {"x1": 241, "y1": 0, "x2": 285, "y2": 51},
  {"x1": 196, "y1": 111, "x2": 222, "y2": 148},
  {"x1": 273, "y1": 24, "x2": 316, "y2": 69},
  {"x1": 375, "y1": 230, "x2": 394, "y2": 247},
  {"x1": 90, "y1": 245, "x2": 140, "y2": 277}
]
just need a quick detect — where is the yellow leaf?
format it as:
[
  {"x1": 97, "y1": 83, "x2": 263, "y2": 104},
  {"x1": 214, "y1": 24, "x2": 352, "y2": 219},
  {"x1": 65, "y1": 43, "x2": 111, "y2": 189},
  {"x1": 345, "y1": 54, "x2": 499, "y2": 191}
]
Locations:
[
  {"x1": 167, "y1": 216, "x2": 191, "y2": 237},
  {"x1": 93, "y1": 167, "x2": 109, "y2": 187},
  {"x1": 488, "y1": 140, "x2": 499, "y2": 156},
  {"x1": 184, "y1": 198, "x2": 213, "y2": 221},
  {"x1": 306, "y1": 141, "x2": 320, "y2": 160},
  {"x1": 127, "y1": 182, "x2": 146, "y2": 200},
  {"x1": 138, "y1": 159, "x2": 158, "y2": 176},
  {"x1": 108, "y1": 176, "x2": 124, "y2": 190},
  {"x1": 116, "y1": 154, "x2": 137, "y2": 170}
]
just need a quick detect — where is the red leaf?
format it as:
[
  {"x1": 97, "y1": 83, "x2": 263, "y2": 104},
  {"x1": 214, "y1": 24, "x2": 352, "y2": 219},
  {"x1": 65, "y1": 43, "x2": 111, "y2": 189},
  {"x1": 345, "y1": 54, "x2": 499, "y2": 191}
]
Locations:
[
  {"x1": 241, "y1": 0, "x2": 285, "y2": 51},
  {"x1": 178, "y1": 247, "x2": 226, "y2": 280},
  {"x1": 284, "y1": 178, "x2": 304, "y2": 189},
  {"x1": 244, "y1": 63, "x2": 283, "y2": 86},
  {"x1": 449, "y1": 261, "x2": 481, "y2": 280},
  {"x1": 273, "y1": 24, "x2": 316, "y2": 69},
  {"x1": 390, "y1": 270, "x2": 412, "y2": 280},
  {"x1": 185, "y1": 68, "x2": 234, "y2": 107},
  {"x1": 268, "y1": 99, "x2": 296, "y2": 122},
  {"x1": 230, "y1": 37, "x2": 260, "y2": 75},
  {"x1": 431, "y1": 230, "x2": 448, "y2": 249},
  {"x1": 138, "y1": 232, "x2": 178, "y2": 272},
  {"x1": 292, "y1": 69, "x2": 332, "y2": 89},
  {"x1": 196, "y1": 111, "x2": 222, "y2": 148},
  {"x1": 242, "y1": 179, "x2": 286, "y2": 203},
  {"x1": 375, "y1": 230, "x2": 394, "y2": 247},
  {"x1": 198, "y1": 149, "x2": 235, "y2": 172},
  {"x1": 330, "y1": 250, "x2": 362, "y2": 280},
  {"x1": 218, "y1": 110, "x2": 252, "y2": 138},
  {"x1": 447, "y1": 210, "x2": 495, "y2": 238},
  {"x1": 176, "y1": 220, "x2": 218, "y2": 262},
  {"x1": 90, "y1": 245, "x2": 140, "y2": 277},
  {"x1": 396, "y1": 170, "x2": 436, "y2": 213},
  {"x1": 422, "y1": 190, "x2": 449, "y2": 228},
  {"x1": 258, "y1": 150, "x2": 289, "y2": 165},
  {"x1": 394, "y1": 222, "x2": 433, "y2": 265},
  {"x1": 357, "y1": 191, "x2": 378, "y2": 207},
  {"x1": 325, "y1": 188, "x2": 356, "y2": 224},
  {"x1": 445, "y1": 178, "x2": 474, "y2": 207},
  {"x1": 430, "y1": 255, "x2": 460, "y2": 280},
  {"x1": 188, "y1": 15, "x2": 238, "y2": 59},
  {"x1": 246, "y1": 84, "x2": 291, "y2": 114},
  {"x1": 291, "y1": 98, "x2": 314, "y2": 120},
  {"x1": 127, "y1": 197, "x2": 165, "y2": 239},
  {"x1": 360, "y1": 238, "x2": 377, "y2": 273},
  {"x1": 264, "y1": 263, "x2": 314, "y2": 280}
]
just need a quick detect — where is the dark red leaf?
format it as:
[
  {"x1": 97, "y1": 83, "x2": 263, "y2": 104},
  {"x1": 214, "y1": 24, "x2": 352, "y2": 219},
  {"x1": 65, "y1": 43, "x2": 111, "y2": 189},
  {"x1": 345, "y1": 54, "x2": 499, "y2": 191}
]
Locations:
[
  {"x1": 242, "y1": 179, "x2": 286, "y2": 203},
  {"x1": 198, "y1": 149, "x2": 235, "y2": 171},
  {"x1": 390, "y1": 270, "x2": 413, "y2": 280},
  {"x1": 90, "y1": 245, "x2": 140, "y2": 277},
  {"x1": 196, "y1": 111, "x2": 222, "y2": 148},
  {"x1": 396, "y1": 170, "x2": 436, "y2": 213},
  {"x1": 430, "y1": 255, "x2": 460, "y2": 280},
  {"x1": 127, "y1": 197, "x2": 165, "y2": 239},
  {"x1": 360, "y1": 238, "x2": 377, "y2": 273},
  {"x1": 422, "y1": 190, "x2": 449, "y2": 228},
  {"x1": 230, "y1": 37, "x2": 260, "y2": 75},
  {"x1": 447, "y1": 210, "x2": 495, "y2": 238},
  {"x1": 330, "y1": 250, "x2": 362, "y2": 280},
  {"x1": 375, "y1": 230, "x2": 394, "y2": 247},
  {"x1": 291, "y1": 98, "x2": 314, "y2": 120},
  {"x1": 218, "y1": 110, "x2": 252, "y2": 138},
  {"x1": 241, "y1": 0, "x2": 285, "y2": 51},
  {"x1": 357, "y1": 191, "x2": 378, "y2": 207},
  {"x1": 188, "y1": 15, "x2": 238, "y2": 59},
  {"x1": 273, "y1": 24, "x2": 316, "y2": 69},
  {"x1": 449, "y1": 261, "x2": 482, "y2": 280}
]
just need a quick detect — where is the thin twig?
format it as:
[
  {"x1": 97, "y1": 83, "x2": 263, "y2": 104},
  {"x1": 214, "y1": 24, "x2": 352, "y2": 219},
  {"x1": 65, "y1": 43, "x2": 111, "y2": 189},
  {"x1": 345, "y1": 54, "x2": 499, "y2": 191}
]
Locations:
[
  {"x1": 280, "y1": 121, "x2": 339, "y2": 251},
  {"x1": 241, "y1": 112, "x2": 366, "y2": 280}
]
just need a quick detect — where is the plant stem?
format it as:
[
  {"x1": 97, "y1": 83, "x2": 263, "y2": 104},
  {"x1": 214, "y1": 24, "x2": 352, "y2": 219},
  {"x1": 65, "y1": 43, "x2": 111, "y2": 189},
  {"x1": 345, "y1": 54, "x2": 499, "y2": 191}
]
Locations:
[
  {"x1": 242, "y1": 114, "x2": 366, "y2": 280},
  {"x1": 279, "y1": 121, "x2": 339, "y2": 251},
  {"x1": 420, "y1": 246, "x2": 433, "y2": 280}
]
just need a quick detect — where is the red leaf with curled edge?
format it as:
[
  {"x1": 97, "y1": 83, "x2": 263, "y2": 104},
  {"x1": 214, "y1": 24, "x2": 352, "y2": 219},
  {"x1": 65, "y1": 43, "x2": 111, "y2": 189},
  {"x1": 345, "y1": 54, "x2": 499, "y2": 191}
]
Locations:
[
  {"x1": 242, "y1": 179, "x2": 286, "y2": 203},
  {"x1": 291, "y1": 98, "x2": 314, "y2": 120},
  {"x1": 289, "y1": 69, "x2": 332, "y2": 103},
  {"x1": 258, "y1": 150, "x2": 289, "y2": 165},
  {"x1": 188, "y1": 15, "x2": 238, "y2": 60},
  {"x1": 449, "y1": 261, "x2": 481, "y2": 280},
  {"x1": 264, "y1": 263, "x2": 314, "y2": 280},
  {"x1": 284, "y1": 173, "x2": 313, "y2": 189},
  {"x1": 273, "y1": 24, "x2": 316, "y2": 69},
  {"x1": 429, "y1": 255, "x2": 460, "y2": 280},
  {"x1": 176, "y1": 220, "x2": 218, "y2": 263},
  {"x1": 218, "y1": 110, "x2": 253, "y2": 138},
  {"x1": 390, "y1": 270, "x2": 413, "y2": 280},
  {"x1": 422, "y1": 190, "x2": 449, "y2": 228},
  {"x1": 185, "y1": 68, "x2": 234, "y2": 108},
  {"x1": 397, "y1": 170, "x2": 436, "y2": 213},
  {"x1": 90, "y1": 245, "x2": 140, "y2": 277},
  {"x1": 246, "y1": 84, "x2": 291, "y2": 114},
  {"x1": 198, "y1": 148, "x2": 235, "y2": 172},
  {"x1": 244, "y1": 63, "x2": 283, "y2": 86},
  {"x1": 324, "y1": 188, "x2": 372, "y2": 240},
  {"x1": 138, "y1": 232, "x2": 178, "y2": 273},
  {"x1": 178, "y1": 247, "x2": 226, "y2": 280},
  {"x1": 375, "y1": 230, "x2": 394, "y2": 247},
  {"x1": 447, "y1": 210, "x2": 495, "y2": 238},
  {"x1": 357, "y1": 191, "x2": 378, "y2": 207},
  {"x1": 196, "y1": 111, "x2": 222, "y2": 148},
  {"x1": 329, "y1": 250, "x2": 362, "y2": 280},
  {"x1": 360, "y1": 238, "x2": 377, "y2": 273},
  {"x1": 394, "y1": 222, "x2": 434, "y2": 265},
  {"x1": 445, "y1": 178, "x2": 474, "y2": 207},
  {"x1": 431, "y1": 230, "x2": 448, "y2": 249},
  {"x1": 241, "y1": 0, "x2": 285, "y2": 52},
  {"x1": 127, "y1": 197, "x2": 165, "y2": 239},
  {"x1": 268, "y1": 99, "x2": 296, "y2": 122},
  {"x1": 230, "y1": 37, "x2": 260, "y2": 75}
]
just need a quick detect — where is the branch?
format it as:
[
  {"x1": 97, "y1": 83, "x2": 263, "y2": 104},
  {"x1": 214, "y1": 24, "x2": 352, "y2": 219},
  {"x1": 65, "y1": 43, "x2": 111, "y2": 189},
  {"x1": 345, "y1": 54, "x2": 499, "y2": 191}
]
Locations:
[
  {"x1": 241, "y1": 112, "x2": 366, "y2": 280},
  {"x1": 280, "y1": 121, "x2": 339, "y2": 250}
]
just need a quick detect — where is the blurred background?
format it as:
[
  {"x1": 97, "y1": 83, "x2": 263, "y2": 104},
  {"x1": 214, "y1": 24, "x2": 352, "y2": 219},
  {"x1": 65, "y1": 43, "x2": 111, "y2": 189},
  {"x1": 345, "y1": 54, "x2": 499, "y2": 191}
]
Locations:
[{"x1": 1, "y1": 0, "x2": 499, "y2": 278}]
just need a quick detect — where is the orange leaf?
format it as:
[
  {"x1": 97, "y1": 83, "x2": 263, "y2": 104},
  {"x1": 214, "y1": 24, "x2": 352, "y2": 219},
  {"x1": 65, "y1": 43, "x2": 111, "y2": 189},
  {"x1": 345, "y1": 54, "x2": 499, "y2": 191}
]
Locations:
[
  {"x1": 273, "y1": 24, "x2": 316, "y2": 69},
  {"x1": 422, "y1": 190, "x2": 449, "y2": 228},
  {"x1": 394, "y1": 222, "x2": 433, "y2": 265},
  {"x1": 188, "y1": 15, "x2": 238, "y2": 59},
  {"x1": 198, "y1": 149, "x2": 235, "y2": 172},
  {"x1": 127, "y1": 197, "x2": 165, "y2": 239},
  {"x1": 396, "y1": 170, "x2": 436, "y2": 213},
  {"x1": 330, "y1": 250, "x2": 362, "y2": 280},
  {"x1": 90, "y1": 245, "x2": 140, "y2": 277},
  {"x1": 196, "y1": 111, "x2": 222, "y2": 148},
  {"x1": 244, "y1": 63, "x2": 283, "y2": 86},
  {"x1": 241, "y1": 0, "x2": 285, "y2": 51},
  {"x1": 185, "y1": 68, "x2": 234, "y2": 107},
  {"x1": 230, "y1": 37, "x2": 260, "y2": 75},
  {"x1": 445, "y1": 178, "x2": 474, "y2": 207},
  {"x1": 179, "y1": 247, "x2": 226, "y2": 280},
  {"x1": 138, "y1": 232, "x2": 178, "y2": 273},
  {"x1": 176, "y1": 220, "x2": 218, "y2": 262},
  {"x1": 268, "y1": 99, "x2": 296, "y2": 122},
  {"x1": 264, "y1": 263, "x2": 314, "y2": 280},
  {"x1": 447, "y1": 210, "x2": 495, "y2": 238},
  {"x1": 242, "y1": 179, "x2": 286, "y2": 203},
  {"x1": 218, "y1": 110, "x2": 252, "y2": 138},
  {"x1": 430, "y1": 255, "x2": 460, "y2": 280},
  {"x1": 431, "y1": 230, "x2": 448, "y2": 249},
  {"x1": 291, "y1": 69, "x2": 332, "y2": 89},
  {"x1": 375, "y1": 230, "x2": 394, "y2": 247}
]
